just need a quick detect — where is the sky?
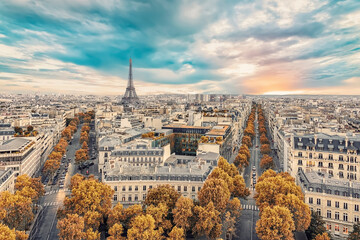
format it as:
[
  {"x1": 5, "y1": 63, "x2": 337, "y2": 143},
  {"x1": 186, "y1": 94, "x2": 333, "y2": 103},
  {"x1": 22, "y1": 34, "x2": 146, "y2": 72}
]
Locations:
[{"x1": 0, "y1": 0, "x2": 360, "y2": 95}]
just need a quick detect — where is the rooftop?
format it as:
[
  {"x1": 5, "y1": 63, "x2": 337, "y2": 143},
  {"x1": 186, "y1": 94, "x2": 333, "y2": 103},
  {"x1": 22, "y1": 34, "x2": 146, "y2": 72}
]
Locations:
[{"x1": 0, "y1": 138, "x2": 32, "y2": 153}]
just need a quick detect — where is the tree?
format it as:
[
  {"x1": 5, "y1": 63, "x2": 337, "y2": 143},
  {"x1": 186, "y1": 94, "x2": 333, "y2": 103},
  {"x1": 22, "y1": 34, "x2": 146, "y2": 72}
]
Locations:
[
  {"x1": 198, "y1": 178, "x2": 230, "y2": 213},
  {"x1": 108, "y1": 203, "x2": 143, "y2": 230},
  {"x1": 234, "y1": 154, "x2": 249, "y2": 169},
  {"x1": 0, "y1": 191, "x2": 33, "y2": 230},
  {"x1": 81, "y1": 141, "x2": 88, "y2": 150},
  {"x1": 260, "y1": 144, "x2": 271, "y2": 155},
  {"x1": 260, "y1": 154, "x2": 274, "y2": 170},
  {"x1": 144, "y1": 185, "x2": 181, "y2": 210},
  {"x1": 305, "y1": 211, "x2": 326, "y2": 240},
  {"x1": 167, "y1": 226, "x2": 185, "y2": 240},
  {"x1": 0, "y1": 223, "x2": 16, "y2": 240},
  {"x1": 260, "y1": 133, "x2": 269, "y2": 145},
  {"x1": 48, "y1": 151, "x2": 63, "y2": 161},
  {"x1": 275, "y1": 193, "x2": 311, "y2": 231},
  {"x1": 84, "y1": 210, "x2": 102, "y2": 231},
  {"x1": 192, "y1": 202, "x2": 222, "y2": 239},
  {"x1": 62, "y1": 178, "x2": 114, "y2": 221},
  {"x1": 108, "y1": 223, "x2": 125, "y2": 240},
  {"x1": 238, "y1": 145, "x2": 250, "y2": 160},
  {"x1": 43, "y1": 160, "x2": 60, "y2": 176},
  {"x1": 255, "y1": 174, "x2": 303, "y2": 211},
  {"x1": 61, "y1": 128, "x2": 72, "y2": 141},
  {"x1": 127, "y1": 214, "x2": 164, "y2": 240},
  {"x1": 69, "y1": 174, "x2": 85, "y2": 190},
  {"x1": 256, "y1": 206, "x2": 295, "y2": 240},
  {"x1": 75, "y1": 149, "x2": 88, "y2": 164},
  {"x1": 348, "y1": 222, "x2": 360, "y2": 240},
  {"x1": 81, "y1": 125, "x2": 90, "y2": 133},
  {"x1": 244, "y1": 126, "x2": 255, "y2": 137},
  {"x1": 172, "y1": 197, "x2": 194, "y2": 232},
  {"x1": 57, "y1": 214, "x2": 85, "y2": 240},
  {"x1": 314, "y1": 232, "x2": 331, "y2": 240},
  {"x1": 217, "y1": 157, "x2": 238, "y2": 178},
  {"x1": 15, "y1": 174, "x2": 44, "y2": 201},
  {"x1": 232, "y1": 175, "x2": 250, "y2": 198},
  {"x1": 241, "y1": 136, "x2": 252, "y2": 147},
  {"x1": 146, "y1": 203, "x2": 172, "y2": 232},
  {"x1": 27, "y1": 125, "x2": 33, "y2": 132}
]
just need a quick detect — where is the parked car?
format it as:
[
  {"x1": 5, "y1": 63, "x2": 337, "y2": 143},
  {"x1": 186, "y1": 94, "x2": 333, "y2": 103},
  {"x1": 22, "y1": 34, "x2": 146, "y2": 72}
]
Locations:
[{"x1": 252, "y1": 166, "x2": 256, "y2": 171}]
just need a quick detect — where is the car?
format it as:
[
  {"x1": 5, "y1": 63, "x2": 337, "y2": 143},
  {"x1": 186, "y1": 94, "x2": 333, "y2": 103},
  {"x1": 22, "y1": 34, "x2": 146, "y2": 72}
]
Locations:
[
  {"x1": 256, "y1": 145, "x2": 259, "y2": 148},
  {"x1": 252, "y1": 172, "x2": 256, "y2": 177},
  {"x1": 59, "y1": 184, "x2": 64, "y2": 188},
  {"x1": 252, "y1": 166, "x2": 256, "y2": 171}
]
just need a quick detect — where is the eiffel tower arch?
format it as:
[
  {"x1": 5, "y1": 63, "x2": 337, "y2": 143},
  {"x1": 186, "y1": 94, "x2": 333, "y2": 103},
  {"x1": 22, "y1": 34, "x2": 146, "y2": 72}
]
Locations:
[{"x1": 121, "y1": 58, "x2": 140, "y2": 105}]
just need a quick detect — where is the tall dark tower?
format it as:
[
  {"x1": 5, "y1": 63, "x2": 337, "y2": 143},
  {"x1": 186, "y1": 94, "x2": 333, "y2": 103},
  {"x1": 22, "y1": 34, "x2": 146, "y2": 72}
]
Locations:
[{"x1": 121, "y1": 58, "x2": 140, "y2": 105}]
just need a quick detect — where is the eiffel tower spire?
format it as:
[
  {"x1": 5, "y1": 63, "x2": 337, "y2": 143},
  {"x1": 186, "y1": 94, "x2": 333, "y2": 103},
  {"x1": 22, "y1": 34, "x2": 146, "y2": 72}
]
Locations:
[{"x1": 121, "y1": 58, "x2": 140, "y2": 105}]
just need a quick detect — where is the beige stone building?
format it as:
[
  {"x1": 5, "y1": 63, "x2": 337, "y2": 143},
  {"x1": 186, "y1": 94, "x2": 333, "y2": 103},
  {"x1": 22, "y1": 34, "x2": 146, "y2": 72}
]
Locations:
[{"x1": 297, "y1": 169, "x2": 360, "y2": 239}]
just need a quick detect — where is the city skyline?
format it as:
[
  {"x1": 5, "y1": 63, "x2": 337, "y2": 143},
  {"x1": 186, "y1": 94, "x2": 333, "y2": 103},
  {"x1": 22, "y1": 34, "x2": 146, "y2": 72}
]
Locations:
[{"x1": 0, "y1": 0, "x2": 360, "y2": 95}]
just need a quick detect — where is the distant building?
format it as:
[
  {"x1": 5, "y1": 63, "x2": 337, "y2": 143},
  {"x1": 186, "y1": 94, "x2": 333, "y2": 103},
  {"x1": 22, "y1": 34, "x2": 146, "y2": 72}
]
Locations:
[
  {"x1": 0, "y1": 123, "x2": 14, "y2": 145},
  {"x1": 121, "y1": 58, "x2": 140, "y2": 106},
  {"x1": 0, "y1": 168, "x2": 15, "y2": 193}
]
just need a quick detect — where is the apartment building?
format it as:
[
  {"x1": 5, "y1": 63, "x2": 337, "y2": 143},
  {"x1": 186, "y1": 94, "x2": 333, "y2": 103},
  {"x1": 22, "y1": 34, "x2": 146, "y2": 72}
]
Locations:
[
  {"x1": 104, "y1": 155, "x2": 214, "y2": 206},
  {"x1": 289, "y1": 133, "x2": 360, "y2": 181},
  {"x1": 297, "y1": 169, "x2": 360, "y2": 239},
  {"x1": 0, "y1": 169, "x2": 15, "y2": 193},
  {"x1": 0, "y1": 138, "x2": 40, "y2": 177}
]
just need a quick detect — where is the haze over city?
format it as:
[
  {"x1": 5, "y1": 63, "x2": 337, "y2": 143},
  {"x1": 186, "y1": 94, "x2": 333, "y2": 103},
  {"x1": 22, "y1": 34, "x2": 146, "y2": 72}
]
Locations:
[{"x1": 0, "y1": 0, "x2": 359, "y2": 95}]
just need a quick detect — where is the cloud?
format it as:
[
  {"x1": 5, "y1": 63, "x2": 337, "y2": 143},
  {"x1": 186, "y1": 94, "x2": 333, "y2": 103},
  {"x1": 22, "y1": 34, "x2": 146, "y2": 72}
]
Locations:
[{"x1": 0, "y1": 0, "x2": 359, "y2": 95}]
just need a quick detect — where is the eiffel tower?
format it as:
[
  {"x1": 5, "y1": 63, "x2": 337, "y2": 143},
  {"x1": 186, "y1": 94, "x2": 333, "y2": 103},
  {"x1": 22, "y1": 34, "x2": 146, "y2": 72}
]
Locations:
[{"x1": 121, "y1": 58, "x2": 140, "y2": 105}]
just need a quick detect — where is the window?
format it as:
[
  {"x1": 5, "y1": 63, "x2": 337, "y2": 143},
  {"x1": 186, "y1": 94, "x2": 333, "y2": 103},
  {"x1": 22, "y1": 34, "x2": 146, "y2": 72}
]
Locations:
[
  {"x1": 343, "y1": 227, "x2": 348, "y2": 234},
  {"x1": 327, "y1": 200, "x2": 331, "y2": 207},
  {"x1": 326, "y1": 224, "x2": 332, "y2": 230},
  {"x1": 329, "y1": 154, "x2": 333, "y2": 160},
  {"x1": 339, "y1": 155, "x2": 343, "y2": 161},
  {"x1": 339, "y1": 164, "x2": 344, "y2": 170},
  {"x1": 319, "y1": 153, "x2": 323, "y2": 159},
  {"x1": 317, "y1": 199, "x2": 321, "y2": 205},
  {"x1": 298, "y1": 152, "x2": 302, "y2": 157},
  {"x1": 143, "y1": 194, "x2": 146, "y2": 200},
  {"x1": 335, "y1": 212, "x2": 339, "y2": 220},
  {"x1": 114, "y1": 195, "x2": 117, "y2": 201},
  {"x1": 343, "y1": 213, "x2": 348, "y2": 222},
  {"x1": 178, "y1": 186, "x2": 181, "y2": 192},
  {"x1": 143, "y1": 185, "x2": 146, "y2": 191},
  {"x1": 355, "y1": 204, "x2": 359, "y2": 211},
  {"x1": 318, "y1": 162, "x2": 323, "y2": 167},
  {"x1": 129, "y1": 186, "x2": 132, "y2": 191},
  {"x1": 184, "y1": 186, "x2": 187, "y2": 192},
  {"x1": 149, "y1": 185, "x2": 152, "y2": 189},
  {"x1": 298, "y1": 160, "x2": 303, "y2": 165},
  {"x1": 335, "y1": 201, "x2": 339, "y2": 208},
  {"x1": 192, "y1": 186, "x2": 195, "y2": 192},
  {"x1": 339, "y1": 172, "x2": 344, "y2": 178},
  {"x1": 135, "y1": 195, "x2": 138, "y2": 201},
  {"x1": 355, "y1": 215, "x2": 359, "y2": 223},
  {"x1": 317, "y1": 209, "x2": 321, "y2": 216},
  {"x1": 309, "y1": 153, "x2": 312, "y2": 159},
  {"x1": 327, "y1": 210, "x2": 331, "y2": 219},
  {"x1": 198, "y1": 187, "x2": 201, "y2": 191},
  {"x1": 328, "y1": 163, "x2": 333, "y2": 168},
  {"x1": 122, "y1": 186, "x2": 126, "y2": 191},
  {"x1": 335, "y1": 225, "x2": 339, "y2": 232},
  {"x1": 135, "y1": 186, "x2": 138, "y2": 191},
  {"x1": 309, "y1": 197, "x2": 313, "y2": 204},
  {"x1": 114, "y1": 186, "x2": 117, "y2": 191},
  {"x1": 344, "y1": 203, "x2": 348, "y2": 210}
]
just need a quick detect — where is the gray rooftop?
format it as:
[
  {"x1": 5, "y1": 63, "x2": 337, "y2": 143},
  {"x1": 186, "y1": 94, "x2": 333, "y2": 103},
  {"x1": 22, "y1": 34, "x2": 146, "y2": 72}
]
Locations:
[{"x1": 0, "y1": 138, "x2": 32, "y2": 152}]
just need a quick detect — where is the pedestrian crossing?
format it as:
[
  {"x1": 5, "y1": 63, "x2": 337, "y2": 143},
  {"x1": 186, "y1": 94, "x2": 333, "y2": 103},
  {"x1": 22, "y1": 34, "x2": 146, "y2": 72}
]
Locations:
[
  {"x1": 241, "y1": 204, "x2": 259, "y2": 211},
  {"x1": 44, "y1": 188, "x2": 71, "y2": 196},
  {"x1": 43, "y1": 202, "x2": 61, "y2": 207}
]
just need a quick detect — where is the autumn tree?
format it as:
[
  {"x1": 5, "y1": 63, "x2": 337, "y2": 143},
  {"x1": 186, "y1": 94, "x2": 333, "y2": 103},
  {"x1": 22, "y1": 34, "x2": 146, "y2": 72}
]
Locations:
[
  {"x1": 198, "y1": 178, "x2": 230, "y2": 213},
  {"x1": 260, "y1": 144, "x2": 271, "y2": 155},
  {"x1": 43, "y1": 160, "x2": 60, "y2": 176},
  {"x1": 69, "y1": 173, "x2": 85, "y2": 190},
  {"x1": 172, "y1": 197, "x2": 194, "y2": 232},
  {"x1": 348, "y1": 222, "x2": 360, "y2": 240},
  {"x1": 61, "y1": 177, "x2": 114, "y2": 223},
  {"x1": 305, "y1": 211, "x2": 327, "y2": 240},
  {"x1": 108, "y1": 223, "x2": 125, "y2": 240},
  {"x1": 260, "y1": 133, "x2": 269, "y2": 145},
  {"x1": 256, "y1": 206, "x2": 295, "y2": 240},
  {"x1": 234, "y1": 153, "x2": 249, "y2": 169},
  {"x1": 15, "y1": 174, "x2": 44, "y2": 201},
  {"x1": 57, "y1": 214, "x2": 85, "y2": 240},
  {"x1": 241, "y1": 136, "x2": 252, "y2": 147},
  {"x1": 167, "y1": 226, "x2": 185, "y2": 240},
  {"x1": 232, "y1": 175, "x2": 250, "y2": 198},
  {"x1": 108, "y1": 203, "x2": 143, "y2": 230},
  {"x1": 314, "y1": 232, "x2": 331, "y2": 240},
  {"x1": 75, "y1": 149, "x2": 88, "y2": 164},
  {"x1": 238, "y1": 145, "x2": 250, "y2": 160},
  {"x1": 146, "y1": 203, "x2": 172, "y2": 232},
  {"x1": 48, "y1": 151, "x2": 63, "y2": 161},
  {"x1": 260, "y1": 154, "x2": 274, "y2": 170},
  {"x1": 127, "y1": 214, "x2": 164, "y2": 240},
  {"x1": 81, "y1": 141, "x2": 88, "y2": 150},
  {"x1": 275, "y1": 193, "x2": 311, "y2": 231},
  {"x1": 144, "y1": 185, "x2": 181, "y2": 210},
  {"x1": 0, "y1": 223, "x2": 16, "y2": 240},
  {"x1": 192, "y1": 202, "x2": 222, "y2": 239},
  {"x1": 0, "y1": 191, "x2": 33, "y2": 230},
  {"x1": 61, "y1": 128, "x2": 72, "y2": 141},
  {"x1": 217, "y1": 157, "x2": 238, "y2": 178}
]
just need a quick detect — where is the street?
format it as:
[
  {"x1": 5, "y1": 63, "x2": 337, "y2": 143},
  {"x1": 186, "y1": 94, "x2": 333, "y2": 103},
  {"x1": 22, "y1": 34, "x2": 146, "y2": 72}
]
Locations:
[{"x1": 34, "y1": 122, "x2": 99, "y2": 239}]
